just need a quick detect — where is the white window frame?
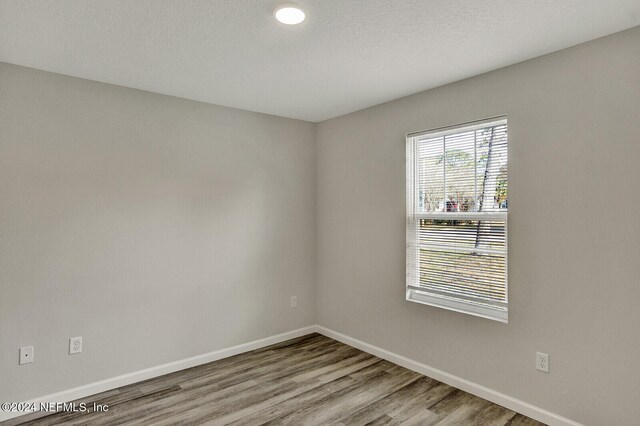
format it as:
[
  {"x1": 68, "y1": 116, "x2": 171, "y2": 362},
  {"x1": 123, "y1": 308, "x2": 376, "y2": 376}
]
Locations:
[{"x1": 406, "y1": 116, "x2": 508, "y2": 323}]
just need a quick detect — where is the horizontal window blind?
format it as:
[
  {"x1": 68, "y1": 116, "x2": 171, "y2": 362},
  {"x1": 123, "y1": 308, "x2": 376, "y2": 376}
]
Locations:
[{"x1": 406, "y1": 117, "x2": 508, "y2": 322}]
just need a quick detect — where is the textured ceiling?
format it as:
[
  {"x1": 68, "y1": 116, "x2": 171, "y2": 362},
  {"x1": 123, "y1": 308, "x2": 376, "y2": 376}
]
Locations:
[{"x1": 1, "y1": 1, "x2": 639, "y2": 122}]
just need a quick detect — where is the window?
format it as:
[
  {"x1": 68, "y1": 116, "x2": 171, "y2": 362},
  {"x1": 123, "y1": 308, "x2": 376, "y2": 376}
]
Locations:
[{"x1": 406, "y1": 117, "x2": 508, "y2": 322}]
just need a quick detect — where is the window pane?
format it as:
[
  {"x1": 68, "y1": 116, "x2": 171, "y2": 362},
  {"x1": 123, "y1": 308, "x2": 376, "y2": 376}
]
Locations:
[
  {"x1": 444, "y1": 130, "x2": 476, "y2": 212},
  {"x1": 417, "y1": 219, "x2": 507, "y2": 305},
  {"x1": 417, "y1": 136, "x2": 444, "y2": 212},
  {"x1": 475, "y1": 125, "x2": 508, "y2": 212}
]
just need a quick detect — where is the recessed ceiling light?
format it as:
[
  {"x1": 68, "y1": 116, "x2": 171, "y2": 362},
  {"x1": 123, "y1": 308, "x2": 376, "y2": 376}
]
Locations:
[{"x1": 274, "y1": 3, "x2": 305, "y2": 25}]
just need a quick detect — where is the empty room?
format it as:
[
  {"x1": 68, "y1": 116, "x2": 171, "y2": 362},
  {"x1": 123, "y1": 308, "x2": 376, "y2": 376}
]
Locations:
[{"x1": 1, "y1": 1, "x2": 639, "y2": 425}]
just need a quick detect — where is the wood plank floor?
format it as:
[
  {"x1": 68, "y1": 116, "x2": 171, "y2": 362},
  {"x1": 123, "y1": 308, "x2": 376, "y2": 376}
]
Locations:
[{"x1": 3, "y1": 334, "x2": 545, "y2": 426}]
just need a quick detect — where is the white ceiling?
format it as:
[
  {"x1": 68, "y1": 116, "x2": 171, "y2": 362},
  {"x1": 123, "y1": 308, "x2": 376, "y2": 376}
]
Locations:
[{"x1": 1, "y1": 1, "x2": 639, "y2": 122}]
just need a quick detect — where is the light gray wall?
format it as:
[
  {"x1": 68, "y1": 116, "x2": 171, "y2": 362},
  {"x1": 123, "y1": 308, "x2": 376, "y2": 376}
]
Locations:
[
  {"x1": 315, "y1": 26, "x2": 640, "y2": 425},
  {"x1": 0, "y1": 62, "x2": 316, "y2": 402}
]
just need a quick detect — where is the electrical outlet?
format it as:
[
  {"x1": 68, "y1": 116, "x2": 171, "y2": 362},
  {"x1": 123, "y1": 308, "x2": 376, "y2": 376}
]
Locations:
[
  {"x1": 19, "y1": 346, "x2": 34, "y2": 365},
  {"x1": 536, "y1": 351, "x2": 549, "y2": 373},
  {"x1": 290, "y1": 296, "x2": 298, "y2": 308},
  {"x1": 69, "y1": 337, "x2": 82, "y2": 355}
]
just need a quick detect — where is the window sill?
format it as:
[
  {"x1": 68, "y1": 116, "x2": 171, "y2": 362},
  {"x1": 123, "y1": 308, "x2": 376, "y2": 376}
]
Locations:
[{"x1": 406, "y1": 289, "x2": 508, "y2": 323}]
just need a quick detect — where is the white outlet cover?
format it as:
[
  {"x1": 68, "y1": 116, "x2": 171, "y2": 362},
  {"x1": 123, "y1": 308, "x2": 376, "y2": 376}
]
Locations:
[
  {"x1": 536, "y1": 351, "x2": 549, "y2": 373},
  {"x1": 19, "y1": 346, "x2": 34, "y2": 365},
  {"x1": 291, "y1": 296, "x2": 298, "y2": 308},
  {"x1": 69, "y1": 337, "x2": 82, "y2": 355}
]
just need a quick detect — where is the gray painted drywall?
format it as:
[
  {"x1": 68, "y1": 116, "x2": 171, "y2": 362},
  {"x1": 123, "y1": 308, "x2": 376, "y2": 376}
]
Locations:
[
  {"x1": 0, "y1": 62, "x2": 316, "y2": 402},
  {"x1": 315, "y1": 26, "x2": 640, "y2": 425}
]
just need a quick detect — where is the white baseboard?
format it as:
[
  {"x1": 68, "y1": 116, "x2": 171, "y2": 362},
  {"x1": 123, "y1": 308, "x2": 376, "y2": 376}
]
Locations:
[
  {"x1": 0, "y1": 325, "x2": 316, "y2": 423},
  {"x1": 314, "y1": 325, "x2": 582, "y2": 426},
  {"x1": 2, "y1": 325, "x2": 581, "y2": 426}
]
